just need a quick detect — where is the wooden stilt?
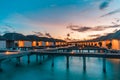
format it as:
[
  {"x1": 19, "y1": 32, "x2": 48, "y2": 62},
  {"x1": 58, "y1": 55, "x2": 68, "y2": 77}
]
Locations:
[
  {"x1": 51, "y1": 56, "x2": 54, "y2": 67},
  {"x1": 16, "y1": 57, "x2": 21, "y2": 66},
  {"x1": 39, "y1": 55, "x2": 42, "y2": 64},
  {"x1": 28, "y1": 55, "x2": 30, "y2": 64},
  {"x1": 83, "y1": 57, "x2": 86, "y2": 71},
  {"x1": 66, "y1": 56, "x2": 69, "y2": 69},
  {"x1": 0, "y1": 61, "x2": 2, "y2": 71},
  {"x1": 36, "y1": 54, "x2": 38, "y2": 63},
  {"x1": 18, "y1": 57, "x2": 21, "y2": 63},
  {"x1": 103, "y1": 58, "x2": 106, "y2": 73}
]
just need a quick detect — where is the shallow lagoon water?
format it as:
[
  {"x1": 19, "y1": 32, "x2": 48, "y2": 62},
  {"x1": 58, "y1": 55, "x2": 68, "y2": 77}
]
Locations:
[{"x1": 1, "y1": 54, "x2": 120, "y2": 80}]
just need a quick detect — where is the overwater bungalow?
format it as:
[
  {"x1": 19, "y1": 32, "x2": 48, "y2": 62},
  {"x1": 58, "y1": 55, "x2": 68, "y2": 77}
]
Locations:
[
  {"x1": 41, "y1": 38, "x2": 66, "y2": 47},
  {"x1": 26, "y1": 35, "x2": 55, "y2": 48},
  {"x1": 60, "y1": 40, "x2": 67, "y2": 46},
  {"x1": 105, "y1": 33, "x2": 113, "y2": 44},
  {"x1": 1, "y1": 33, "x2": 67, "y2": 50},
  {"x1": 95, "y1": 36, "x2": 107, "y2": 48},
  {"x1": 87, "y1": 30, "x2": 120, "y2": 50},
  {"x1": 42, "y1": 37, "x2": 55, "y2": 47},
  {"x1": 47, "y1": 38, "x2": 56, "y2": 47},
  {"x1": 26, "y1": 35, "x2": 40, "y2": 47},
  {"x1": 97, "y1": 34, "x2": 113, "y2": 48},
  {"x1": 111, "y1": 30, "x2": 120, "y2": 50},
  {"x1": 0, "y1": 36, "x2": 6, "y2": 50},
  {"x1": 54, "y1": 39, "x2": 66, "y2": 47},
  {"x1": 37, "y1": 37, "x2": 54, "y2": 47},
  {"x1": 88, "y1": 39, "x2": 99, "y2": 46},
  {"x1": 3, "y1": 33, "x2": 31, "y2": 50},
  {"x1": 97, "y1": 32, "x2": 119, "y2": 50},
  {"x1": 38, "y1": 37, "x2": 46, "y2": 47}
]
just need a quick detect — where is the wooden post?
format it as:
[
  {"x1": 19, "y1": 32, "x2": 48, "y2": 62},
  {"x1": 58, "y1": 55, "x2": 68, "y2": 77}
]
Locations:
[
  {"x1": 88, "y1": 49, "x2": 90, "y2": 53},
  {"x1": 103, "y1": 58, "x2": 106, "y2": 73},
  {"x1": 82, "y1": 50, "x2": 83, "y2": 53},
  {"x1": 94, "y1": 50, "x2": 96, "y2": 53},
  {"x1": 39, "y1": 55, "x2": 42, "y2": 64},
  {"x1": 43, "y1": 55, "x2": 45, "y2": 60},
  {"x1": 0, "y1": 61, "x2": 2, "y2": 71},
  {"x1": 16, "y1": 57, "x2": 21, "y2": 65},
  {"x1": 36, "y1": 54, "x2": 38, "y2": 63},
  {"x1": 83, "y1": 57, "x2": 86, "y2": 71},
  {"x1": 16, "y1": 57, "x2": 20, "y2": 66},
  {"x1": 51, "y1": 56, "x2": 54, "y2": 67},
  {"x1": 28, "y1": 55, "x2": 30, "y2": 64},
  {"x1": 66, "y1": 56, "x2": 69, "y2": 69}
]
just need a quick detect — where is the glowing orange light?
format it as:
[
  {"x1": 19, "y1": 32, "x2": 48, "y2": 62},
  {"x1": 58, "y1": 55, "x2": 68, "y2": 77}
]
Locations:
[
  {"x1": 5, "y1": 51, "x2": 9, "y2": 54},
  {"x1": 38, "y1": 41, "x2": 42, "y2": 46},
  {"x1": 46, "y1": 42, "x2": 49, "y2": 46},
  {"x1": 71, "y1": 51, "x2": 75, "y2": 54},
  {"x1": 32, "y1": 41, "x2": 37, "y2": 46},
  {"x1": 112, "y1": 39, "x2": 119, "y2": 50},
  {"x1": 18, "y1": 41, "x2": 24, "y2": 47}
]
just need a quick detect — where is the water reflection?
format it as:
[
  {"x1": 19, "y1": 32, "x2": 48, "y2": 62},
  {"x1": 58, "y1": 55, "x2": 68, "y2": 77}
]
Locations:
[
  {"x1": 0, "y1": 50, "x2": 120, "y2": 80},
  {"x1": 5, "y1": 51, "x2": 19, "y2": 55},
  {"x1": 5, "y1": 51, "x2": 9, "y2": 55}
]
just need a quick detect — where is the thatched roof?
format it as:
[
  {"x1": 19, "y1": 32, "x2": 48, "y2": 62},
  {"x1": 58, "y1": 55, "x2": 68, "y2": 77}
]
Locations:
[
  {"x1": 89, "y1": 30, "x2": 120, "y2": 42},
  {"x1": 27, "y1": 35, "x2": 55, "y2": 42},
  {"x1": 2, "y1": 33, "x2": 66, "y2": 42},
  {"x1": 3, "y1": 33, "x2": 28, "y2": 41},
  {"x1": 91, "y1": 34, "x2": 113, "y2": 42},
  {"x1": 42, "y1": 37, "x2": 54, "y2": 42},
  {"x1": 112, "y1": 30, "x2": 120, "y2": 39},
  {"x1": 26, "y1": 35, "x2": 40, "y2": 41},
  {"x1": 38, "y1": 37, "x2": 65, "y2": 42},
  {"x1": 91, "y1": 36, "x2": 108, "y2": 41},
  {"x1": 104, "y1": 33, "x2": 114, "y2": 40},
  {"x1": 54, "y1": 39, "x2": 65, "y2": 42}
]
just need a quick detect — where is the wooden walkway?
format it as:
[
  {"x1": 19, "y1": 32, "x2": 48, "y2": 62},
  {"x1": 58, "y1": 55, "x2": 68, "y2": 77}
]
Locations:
[
  {"x1": 0, "y1": 47, "x2": 120, "y2": 72},
  {"x1": 0, "y1": 51, "x2": 30, "y2": 61}
]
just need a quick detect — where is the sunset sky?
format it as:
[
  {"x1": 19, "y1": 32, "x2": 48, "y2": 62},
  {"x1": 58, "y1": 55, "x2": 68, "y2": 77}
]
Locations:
[{"x1": 0, "y1": 0, "x2": 120, "y2": 40}]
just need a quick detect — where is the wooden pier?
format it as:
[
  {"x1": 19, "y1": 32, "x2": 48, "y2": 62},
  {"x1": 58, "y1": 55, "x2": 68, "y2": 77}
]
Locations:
[
  {"x1": 31, "y1": 51, "x2": 120, "y2": 72},
  {"x1": 0, "y1": 51, "x2": 30, "y2": 71},
  {"x1": 0, "y1": 47, "x2": 120, "y2": 73}
]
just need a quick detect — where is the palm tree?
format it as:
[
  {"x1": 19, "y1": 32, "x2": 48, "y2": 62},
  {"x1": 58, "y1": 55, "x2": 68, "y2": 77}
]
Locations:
[
  {"x1": 106, "y1": 42, "x2": 112, "y2": 49},
  {"x1": 98, "y1": 42, "x2": 102, "y2": 47}
]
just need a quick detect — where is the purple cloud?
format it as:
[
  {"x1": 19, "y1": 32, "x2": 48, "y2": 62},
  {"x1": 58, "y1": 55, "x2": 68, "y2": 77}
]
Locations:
[
  {"x1": 88, "y1": 34, "x2": 101, "y2": 37},
  {"x1": 67, "y1": 24, "x2": 120, "y2": 32},
  {"x1": 32, "y1": 31, "x2": 44, "y2": 37},
  {"x1": 45, "y1": 33, "x2": 52, "y2": 38}
]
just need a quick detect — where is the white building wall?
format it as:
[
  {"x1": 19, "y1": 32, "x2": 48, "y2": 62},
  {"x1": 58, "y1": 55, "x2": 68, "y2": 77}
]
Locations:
[
  {"x1": 0, "y1": 41, "x2": 6, "y2": 49},
  {"x1": 24, "y1": 41, "x2": 32, "y2": 47},
  {"x1": 42, "y1": 42, "x2": 46, "y2": 46},
  {"x1": 51, "y1": 42, "x2": 55, "y2": 46}
]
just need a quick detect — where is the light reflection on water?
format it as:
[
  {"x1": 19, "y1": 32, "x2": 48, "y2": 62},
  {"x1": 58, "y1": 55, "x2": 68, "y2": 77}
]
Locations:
[
  {"x1": 5, "y1": 51, "x2": 19, "y2": 55},
  {"x1": 0, "y1": 50, "x2": 120, "y2": 80}
]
